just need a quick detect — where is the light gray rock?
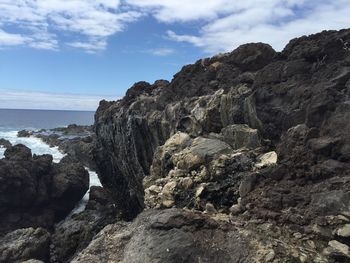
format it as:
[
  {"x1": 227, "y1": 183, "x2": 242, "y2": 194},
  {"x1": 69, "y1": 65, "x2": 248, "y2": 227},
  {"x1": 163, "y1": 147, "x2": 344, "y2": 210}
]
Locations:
[{"x1": 71, "y1": 209, "x2": 252, "y2": 263}]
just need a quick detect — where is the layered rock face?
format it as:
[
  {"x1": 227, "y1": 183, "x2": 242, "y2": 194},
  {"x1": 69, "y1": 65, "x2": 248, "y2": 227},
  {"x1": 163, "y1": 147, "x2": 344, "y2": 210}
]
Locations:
[
  {"x1": 94, "y1": 29, "x2": 350, "y2": 261},
  {"x1": 0, "y1": 144, "x2": 89, "y2": 235},
  {"x1": 95, "y1": 29, "x2": 350, "y2": 214}
]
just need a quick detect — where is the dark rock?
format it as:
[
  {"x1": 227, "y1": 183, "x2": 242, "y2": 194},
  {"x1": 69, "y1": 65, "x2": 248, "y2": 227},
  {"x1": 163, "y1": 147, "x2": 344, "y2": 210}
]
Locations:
[
  {"x1": 51, "y1": 186, "x2": 117, "y2": 262},
  {"x1": 17, "y1": 130, "x2": 32, "y2": 137},
  {"x1": 94, "y1": 29, "x2": 350, "y2": 223},
  {"x1": 0, "y1": 139, "x2": 11, "y2": 149},
  {"x1": 4, "y1": 144, "x2": 32, "y2": 161},
  {"x1": 0, "y1": 145, "x2": 89, "y2": 234},
  {"x1": 0, "y1": 227, "x2": 50, "y2": 263}
]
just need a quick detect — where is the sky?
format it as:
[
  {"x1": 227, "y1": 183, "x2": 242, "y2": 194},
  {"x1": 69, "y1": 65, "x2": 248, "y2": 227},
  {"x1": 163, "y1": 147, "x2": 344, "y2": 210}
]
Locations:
[{"x1": 0, "y1": 0, "x2": 349, "y2": 110}]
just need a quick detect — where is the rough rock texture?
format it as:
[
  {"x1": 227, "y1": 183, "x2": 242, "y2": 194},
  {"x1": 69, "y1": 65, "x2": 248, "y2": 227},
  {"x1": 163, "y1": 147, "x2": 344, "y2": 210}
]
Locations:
[
  {"x1": 94, "y1": 29, "x2": 350, "y2": 261},
  {"x1": 0, "y1": 227, "x2": 50, "y2": 263},
  {"x1": 51, "y1": 186, "x2": 118, "y2": 263},
  {"x1": 71, "y1": 208, "x2": 252, "y2": 263},
  {"x1": 0, "y1": 144, "x2": 89, "y2": 235}
]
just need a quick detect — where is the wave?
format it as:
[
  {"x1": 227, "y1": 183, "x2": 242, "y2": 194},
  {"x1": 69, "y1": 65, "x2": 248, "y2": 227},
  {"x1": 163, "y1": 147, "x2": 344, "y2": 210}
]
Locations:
[{"x1": 0, "y1": 130, "x2": 65, "y2": 162}]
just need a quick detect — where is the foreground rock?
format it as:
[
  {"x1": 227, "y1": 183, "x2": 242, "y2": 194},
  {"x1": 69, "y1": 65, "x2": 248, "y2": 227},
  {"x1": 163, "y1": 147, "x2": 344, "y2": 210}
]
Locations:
[
  {"x1": 0, "y1": 227, "x2": 50, "y2": 262},
  {"x1": 0, "y1": 144, "x2": 89, "y2": 235},
  {"x1": 51, "y1": 186, "x2": 118, "y2": 262},
  {"x1": 71, "y1": 208, "x2": 252, "y2": 263}
]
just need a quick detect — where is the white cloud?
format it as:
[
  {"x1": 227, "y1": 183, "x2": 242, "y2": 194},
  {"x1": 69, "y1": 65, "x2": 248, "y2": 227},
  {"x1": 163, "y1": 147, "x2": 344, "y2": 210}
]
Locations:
[
  {"x1": 0, "y1": 29, "x2": 30, "y2": 46},
  {"x1": 0, "y1": 0, "x2": 141, "y2": 51},
  {"x1": 1, "y1": 0, "x2": 350, "y2": 53},
  {"x1": 0, "y1": 89, "x2": 118, "y2": 111},
  {"x1": 127, "y1": 0, "x2": 350, "y2": 53},
  {"x1": 147, "y1": 48, "x2": 175, "y2": 56}
]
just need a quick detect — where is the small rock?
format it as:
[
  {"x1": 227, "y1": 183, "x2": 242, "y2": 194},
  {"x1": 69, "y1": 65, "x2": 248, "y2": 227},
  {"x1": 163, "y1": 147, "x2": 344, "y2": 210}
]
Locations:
[
  {"x1": 195, "y1": 185, "x2": 205, "y2": 197},
  {"x1": 336, "y1": 224, "x2": 350, "y2": 237},
  {"x1": 229, "y1": 204, "x2": 242, "y2": 215},
  {"x1": 255, "y1": 151, "x2": 277, "y2": 168},
  {"x1": 162, "y1": 200, "x2": 175, "y2": 208},
  {"x1": 265, "y1": 250, "x2": 275, "y2": 262},
  {"x1": 179, "y1": 177, "x2": 193, "y2": 189},
  {"x1": 148, "y1": 185, "x2": 161, "y2": 194},
  {"x1": 293, "y1": 232, "x2": 302, "y2": 239},
  {"x1": 162, "y1": 181, "x2": 177, "y2": 196},
  {"x1": 205, "y1": 203, "x2": 217, "y2": 214}
]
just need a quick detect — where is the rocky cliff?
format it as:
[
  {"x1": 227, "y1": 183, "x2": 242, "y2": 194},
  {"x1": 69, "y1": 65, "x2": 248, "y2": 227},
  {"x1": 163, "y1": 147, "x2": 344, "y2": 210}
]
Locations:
[{"x1": 92, "y1": 29, "x2": 350, "y2": 261}]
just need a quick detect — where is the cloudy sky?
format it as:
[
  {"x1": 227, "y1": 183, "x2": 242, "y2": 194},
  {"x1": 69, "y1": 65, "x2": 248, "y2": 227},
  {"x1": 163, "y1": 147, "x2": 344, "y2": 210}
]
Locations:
[{"x1": 0, "y1": 0, "x2": 349, "y2": 110}]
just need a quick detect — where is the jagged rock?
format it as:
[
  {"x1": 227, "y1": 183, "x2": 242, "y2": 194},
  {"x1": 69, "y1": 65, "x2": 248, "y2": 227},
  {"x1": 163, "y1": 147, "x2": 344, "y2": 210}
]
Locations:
[
  {"x1": 71, "y1": 209, "x2": 252, "y2": 263},
  {"x1": 17, "y1": 130, "x2": 32, "y2": 137},
  {"x1": 336, "y1": 224, "x2": 350, "y2": 237},
  {"x1": 51, "y1": 186, "x2": 117, "y2": 263},
  {"x1": 0, "y1": 227, "x2": 50, "y2": 263},
  {"x1": 171, "y1": 137, "x2": 232, "y2": 171},
  {"x1": 254, "y1": 151, "x2": 277, "y2": 168},
  {"x1": 324, "y1": 240, "x2": 350, "y2": 259},
  {"x1": 92, "y1": 29, "x2": 350, "y2": 262},
  {"x1": 221, "y1": 124, "x2": 260, "y2": 149},
  {"x1": 0, "y1": 145, "x2": 89, "y2": 234},
  {"x1": 0, "y1": 139, "x2": 11, "y2": 149}
]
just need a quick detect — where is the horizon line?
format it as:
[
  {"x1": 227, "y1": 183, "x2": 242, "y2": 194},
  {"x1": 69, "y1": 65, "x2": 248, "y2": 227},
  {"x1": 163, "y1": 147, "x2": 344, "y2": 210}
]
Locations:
[{"x1": 0, "y1": 107, "x2": 96, "y2": 112}]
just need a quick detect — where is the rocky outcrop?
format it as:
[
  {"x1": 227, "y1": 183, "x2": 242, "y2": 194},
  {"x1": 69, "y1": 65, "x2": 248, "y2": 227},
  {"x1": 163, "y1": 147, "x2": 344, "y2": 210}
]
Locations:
[
  {"x1": 93, "y1": 29, "x2": 350, "y2": 261},
  {"x1": 0, "y1": 227, "x2": 50, "y2": 263},
  {"x1": 0, "y1": 144, "x2": 89, "y2": 235},
  {"x1": 0, "y1": 138, "x2": 11, "y2": 149},
  {"x1": 51, "y1": 186, "x2": 118, "y2": 262},
  {"x1": 71, "y1": 208, "x2": 253, "y2": 263}
]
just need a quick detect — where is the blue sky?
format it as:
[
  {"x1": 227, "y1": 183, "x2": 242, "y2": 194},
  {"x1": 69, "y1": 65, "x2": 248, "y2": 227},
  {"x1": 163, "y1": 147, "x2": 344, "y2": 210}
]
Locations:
[{"x1": 0, "y1": 0, "x2": 349, "y2": 110}]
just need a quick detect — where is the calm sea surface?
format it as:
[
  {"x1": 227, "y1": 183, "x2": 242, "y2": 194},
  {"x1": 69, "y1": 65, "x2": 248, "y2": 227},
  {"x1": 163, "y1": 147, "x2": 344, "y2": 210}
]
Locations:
[{"x1": 0, "y1": 108, "x2": 95, "y2": 131}]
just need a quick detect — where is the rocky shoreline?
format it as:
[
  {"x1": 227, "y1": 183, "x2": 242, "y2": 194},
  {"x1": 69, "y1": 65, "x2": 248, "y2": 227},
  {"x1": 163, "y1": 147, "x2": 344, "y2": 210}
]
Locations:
[{"x1": 1, "y1": 28, "x2": 350, "y2": 262}]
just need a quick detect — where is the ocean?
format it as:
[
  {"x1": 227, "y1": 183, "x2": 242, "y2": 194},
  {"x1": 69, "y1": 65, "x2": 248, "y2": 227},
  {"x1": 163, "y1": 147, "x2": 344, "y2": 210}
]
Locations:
[{"x1": 0, "y1": 108, "x2": 101, "y2": 215}]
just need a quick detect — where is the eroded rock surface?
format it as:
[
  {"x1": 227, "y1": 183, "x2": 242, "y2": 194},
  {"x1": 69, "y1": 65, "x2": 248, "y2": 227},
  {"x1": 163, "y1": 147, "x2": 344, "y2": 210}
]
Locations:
[
  {"x1": 0, "y1": 227, "x2": 50, "y2": 263},
  {"x1": 71, "y1": 208, "x2": 252, "y2": 263},
  {"x1": 93, "y1": 29, "x2": 350, "y2": 262},
  {"x1": 0, "y1": 144, "x2": 89, "y2": 235}
]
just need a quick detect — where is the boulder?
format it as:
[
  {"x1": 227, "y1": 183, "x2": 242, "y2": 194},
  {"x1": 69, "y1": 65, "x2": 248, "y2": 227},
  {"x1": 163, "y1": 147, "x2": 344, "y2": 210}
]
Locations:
[
  {"x1": 51, "y1": 186, "x2": 117, "y2": 262},
  {"x1": 71, "y1": 209, "x2": 252, "y2": 263},
  {"x1": 221, "y1": 124, "x2": 260, "y2": 149},
  {"x1": 0, "y1": 227, "x2": 50, "y2": 263},
  {"x1": 0, "y1": 145, "x2": 89, "y2": 234}
]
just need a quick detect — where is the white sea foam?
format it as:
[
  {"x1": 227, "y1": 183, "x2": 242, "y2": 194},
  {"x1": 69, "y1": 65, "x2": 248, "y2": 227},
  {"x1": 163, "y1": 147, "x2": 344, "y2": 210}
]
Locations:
[
  {"x1": 69, "y1": 169, "x2": 102, "y2": 216},
  {"x1": 0, "y1": 130, "x2": 65, "y2": 162}
]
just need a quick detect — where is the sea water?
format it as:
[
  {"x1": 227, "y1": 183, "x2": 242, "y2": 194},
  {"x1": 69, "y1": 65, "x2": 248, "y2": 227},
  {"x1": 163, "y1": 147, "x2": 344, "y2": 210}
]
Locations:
[{"x1": 0, "y1": 108, "x2": 101, "y2": 215}]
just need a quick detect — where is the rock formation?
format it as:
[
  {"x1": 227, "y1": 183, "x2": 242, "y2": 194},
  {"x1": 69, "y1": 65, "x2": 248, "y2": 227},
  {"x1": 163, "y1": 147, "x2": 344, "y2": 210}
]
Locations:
[
  {"x1": 0, "y1": 144, "x2": 89, "y2": 235},
  {"x1": 93, "y1": 29, "x2": 350, "y2": 261}
]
